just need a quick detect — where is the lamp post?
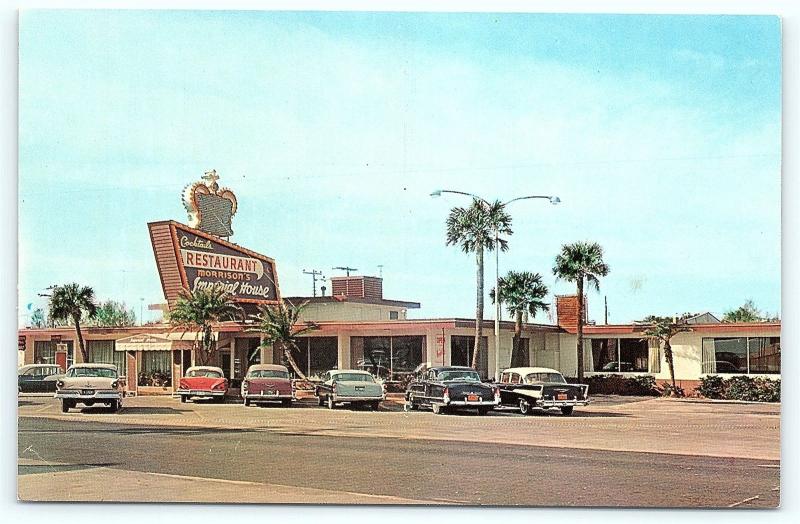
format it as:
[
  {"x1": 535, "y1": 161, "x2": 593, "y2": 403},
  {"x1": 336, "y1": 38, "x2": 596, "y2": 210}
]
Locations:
[{"x1": 431, "y1": 189, "x2": 560, "y2": 380}]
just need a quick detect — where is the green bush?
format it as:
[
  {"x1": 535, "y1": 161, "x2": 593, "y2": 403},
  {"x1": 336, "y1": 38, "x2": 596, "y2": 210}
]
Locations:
[
  {"x1": 658, "y1": 381, "x2": 685, "y2": 397},
  {"x1": 697, "y1": 375, "x2": 725, "y2": 399},
  {"x1": 695, "y1": 375, "x2": 780, "y2": 402}
]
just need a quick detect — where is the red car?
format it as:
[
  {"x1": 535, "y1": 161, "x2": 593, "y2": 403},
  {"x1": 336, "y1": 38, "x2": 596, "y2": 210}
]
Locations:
[
  {"x1": 177, "y1": 366, "x2": 228, "y2": 403},
  {"x1": 241, "y1": 364, "x2": 294, "y2": 407}
]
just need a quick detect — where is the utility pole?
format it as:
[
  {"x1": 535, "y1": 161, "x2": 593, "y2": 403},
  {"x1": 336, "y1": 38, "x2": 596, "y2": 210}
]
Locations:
[
  {"x1": 604, "y1": 295, "x2": 608, "y2": 325},
  {"x1": 377, "y1": 264, "x2": 384, "y2": 278},
  {"x1": 302, "y1": 269, "x2": 325, "y2": 297},
  {"x1": 332, "y1": 266, "x2": 358, "y2": 277}
]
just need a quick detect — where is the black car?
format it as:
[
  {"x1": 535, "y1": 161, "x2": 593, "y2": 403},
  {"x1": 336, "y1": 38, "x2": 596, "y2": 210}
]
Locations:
[
  {"x1": 404, "y1": 366, "x2": 499, "y2": 415},
  {"x1": 496, "y1": 367, "x2": 589, "y2": 415},
  {"x1": 18, "y1": 364, "x2": 64, "y2": 393}
]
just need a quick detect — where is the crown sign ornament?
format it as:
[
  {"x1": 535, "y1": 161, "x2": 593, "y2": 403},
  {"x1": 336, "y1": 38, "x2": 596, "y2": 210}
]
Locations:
[{"x1": 182, "y1": 170, "x2": 238, "y2": 238}]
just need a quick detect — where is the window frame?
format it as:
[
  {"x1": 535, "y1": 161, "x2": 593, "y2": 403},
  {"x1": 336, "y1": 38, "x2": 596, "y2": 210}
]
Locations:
[
  {"x1": 702, "y1": 336, "x2": 780, "y2": 375},
  {"x1": 589, "y1": 337, "x2": 652, "y2": 374}
]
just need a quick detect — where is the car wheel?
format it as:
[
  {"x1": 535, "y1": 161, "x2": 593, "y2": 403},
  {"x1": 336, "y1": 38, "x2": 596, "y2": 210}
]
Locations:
[
  {"x1": 61, "y1": 400, "x2": 71, "y2": 413},
  {"x1": 180, "y1": 395, "x2": 188, "y2": 403},
  {"x1": 477, "y1": 407, "x2": 490, "y2": 416},
  {"x1": 432, "y1": 403, "x2": 442, "y2": 415},
  {"x1": 110, "y1": 400, "x2": 119, "y2": 412},
  {"x1": 326, "y1": 396, "x2": 335, "y2": 410},
  {"x1": 281, "y1": 399, "x2": 292, "y2": 408},
  {"x1": 371, "y1": 401, "x2": 380, "y2": 411},
  {"x1": 317, "y1": 395, "x2": 324, "y2": 406},
  {"x1": 561, "y1": 406, "x2": 574, "y2": 416},
  {"x1": 243, "y1": 398, "x2": 250, "y2": 407},
  {"x1": 519, "y1": 399, "x2": 532, "y2": 415}
]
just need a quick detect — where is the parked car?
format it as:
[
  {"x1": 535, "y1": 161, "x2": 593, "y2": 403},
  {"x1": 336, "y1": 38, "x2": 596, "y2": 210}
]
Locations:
[
  {"x1": 54, "y1": 363, "x2": 123, "y2": 412},
  {"x1": 177, "y1": 366, "x2": 228, "y2": 403},
  {"x1": 314, "y1": 369, "x2": 385, "y2": 410},
  {"x1": 405, "y1": 366, "x2": 500, "y2": 415},
  {"x1": 496, "y1": 367, "x2": 589, "y2": 415},
  {"x1": 242, "y1": 364, "x2": 294, "y2": 407},
  {"x1": 18, "y1": 364, "x2": 64, "y2": 393}
]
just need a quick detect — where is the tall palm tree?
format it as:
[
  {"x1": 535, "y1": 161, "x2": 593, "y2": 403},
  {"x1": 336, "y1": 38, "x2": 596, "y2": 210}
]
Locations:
[
  {"x1": 249, "y1": 300, "x2": 319, "y2": 379},
  {"x1": 641, "y1": 315, "x2": 691, "y2": 395},
  {"x1": 48, "y1": 283, "x2": 98, "y2": 363},
  {"x1": 552, "y1": 242, "x2": 610, "y2": 381},
  {"x1": 446, "y1": 198, "x2": 513, "y2": 370},
  {"x1": 490, "y1": 271, "x2": 549, "y2": 366},
  {"x1": 167, "y1": 287, "x2": 243, "y2": 366}
]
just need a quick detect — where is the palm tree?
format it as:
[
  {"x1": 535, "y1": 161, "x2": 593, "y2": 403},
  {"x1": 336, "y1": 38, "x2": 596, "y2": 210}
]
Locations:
[
  {"x1": 552, "y1": 242, "x2": 610, "y2": 381},
  {"x1": 641, "y1": 315, "x2": 691, "y2": 395},
  {"x1": 48, "y1": 283, "x2": 98, "y2": 363},
  {"x1": 490, "y1": 271, "x2": 549, "y2": 366},
  {"x1": 167, "y1": 287, "x2": 243, "y2": 366},
  {"x1": 446, "y1": 199, "x2": 513, "y2": 370},
  {"x1": 249, "y1": 300, "x2": 319, "y2": 379}
]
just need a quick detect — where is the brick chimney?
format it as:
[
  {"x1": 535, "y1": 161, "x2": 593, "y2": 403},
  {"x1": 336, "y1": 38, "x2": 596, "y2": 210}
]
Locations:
[
  {"x1": 330, "y1": 276, "x2": 383, "y2": 300},
  {"x1": 556, "y1": 294, "x2": 587, "y2": 332}
]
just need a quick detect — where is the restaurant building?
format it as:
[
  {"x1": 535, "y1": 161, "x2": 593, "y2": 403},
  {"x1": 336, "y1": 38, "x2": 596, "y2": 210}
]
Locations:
[{"x1": 17, "y1": 172, "x2": 780, "y2": 394}]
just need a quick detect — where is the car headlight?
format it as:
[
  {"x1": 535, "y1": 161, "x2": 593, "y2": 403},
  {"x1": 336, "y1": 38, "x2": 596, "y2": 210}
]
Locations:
[{"x1": 56, "y1": 380, "x2": 64, "y2": 389}]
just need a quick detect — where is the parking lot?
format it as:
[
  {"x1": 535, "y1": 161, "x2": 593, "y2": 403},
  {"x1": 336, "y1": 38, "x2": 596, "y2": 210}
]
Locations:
[{"x1": 18, "y1": 394, "x2": 780, "y2": 506}]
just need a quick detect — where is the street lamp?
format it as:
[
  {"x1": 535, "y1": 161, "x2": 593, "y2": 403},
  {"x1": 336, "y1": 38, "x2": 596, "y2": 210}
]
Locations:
[{"x1": 432, "y1": 189, "x2": 560, "y2": 380}]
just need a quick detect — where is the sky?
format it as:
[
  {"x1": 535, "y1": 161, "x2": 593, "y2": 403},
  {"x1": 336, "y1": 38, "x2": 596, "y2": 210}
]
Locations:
[{"x1": 18, "y1": 10, "x2": 781, "y2": 326}]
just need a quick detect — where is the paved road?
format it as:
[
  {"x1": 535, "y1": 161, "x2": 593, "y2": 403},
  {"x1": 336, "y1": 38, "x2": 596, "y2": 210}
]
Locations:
[{"x1": 18, "y1": 414, "x2": 779, "y2": 507}]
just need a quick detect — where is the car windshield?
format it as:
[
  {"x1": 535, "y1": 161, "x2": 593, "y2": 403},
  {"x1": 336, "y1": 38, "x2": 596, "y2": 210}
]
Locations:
[
  {"x1": 247, "y1": 369, "x2": 290, "y2": 379},
  {"x1": 438, "y1": 370, "x2": 481, "y2": 382},
  {"x1": 187, "y1": 370, "x2": 223, "y2": 378},
  {"x1": 333, "y1": 373, "x2": 374, "y2": 383},
  {"x1": 67, "y1": 367, "x2": 117, "y2": 378},
  {"x1": 524, "y1": 372, "x2": 566, "y2": 384}
]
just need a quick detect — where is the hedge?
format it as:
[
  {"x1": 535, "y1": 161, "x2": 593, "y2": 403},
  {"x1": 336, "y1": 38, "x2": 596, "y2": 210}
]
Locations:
[
  {"x1": 696, "y1": 375, "x2": 780, "y2": 402},
  {"x1": 565, "y1": 374, "x2": 659, "y2": 396}
]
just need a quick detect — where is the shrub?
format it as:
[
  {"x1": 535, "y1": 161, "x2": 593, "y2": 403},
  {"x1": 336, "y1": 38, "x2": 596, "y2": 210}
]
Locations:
[
  {"x1": 694, "y1": 375, "x2": 780, "y2": 402},
  {"x1": 658, "y1": 381, "x2": 685, "y2": 397},
  {"x1": 697, "y1": 375, "x2": 725, "y2": 399}
]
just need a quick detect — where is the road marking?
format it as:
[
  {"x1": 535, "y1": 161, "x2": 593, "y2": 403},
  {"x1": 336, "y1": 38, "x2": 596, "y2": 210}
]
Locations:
[
  {"x1": 758, "y1": 464, "x2": 780, "y2": 468},
  {"x1": 138, "y1": 470, "x2": 456, "y2": 504},
  {"x1": 728, "y1": 495, "x2": 759, "y2": 508}
]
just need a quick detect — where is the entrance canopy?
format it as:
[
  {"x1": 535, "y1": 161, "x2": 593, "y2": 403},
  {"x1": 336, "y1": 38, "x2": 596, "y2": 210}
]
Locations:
[{"x1": 115, "y1": 333, "x2": 198, "y2": 352}]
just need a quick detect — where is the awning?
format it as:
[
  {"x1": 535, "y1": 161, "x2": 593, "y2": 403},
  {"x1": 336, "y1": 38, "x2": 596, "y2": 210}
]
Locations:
[{"x1": 115, "y1": 333, "x2": 198, "y2": 352}]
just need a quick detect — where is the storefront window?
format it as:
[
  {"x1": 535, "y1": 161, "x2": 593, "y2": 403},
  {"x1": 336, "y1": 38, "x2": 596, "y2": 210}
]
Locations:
[
  {"x1": 450, "y1": 336, "x2": 489, "y2": 379},
  {"x1": 350, "y1": 336, "x2": 424, "y2": 381},
  {"x1": 591, "y1": 338, "x2": 649, "y2": 372},
  {"x1": 88, "y1": 340, "x2": 126, "y2": 376},
  {"x1": 702, "y1": 337, "x2": 780, "y2": 374},
  {"x1": 138, "y1": 350, "x2": 172, "y2": 387},
  {"x1": 34, "y1": 340, "x2": 73, "y2": 368}
]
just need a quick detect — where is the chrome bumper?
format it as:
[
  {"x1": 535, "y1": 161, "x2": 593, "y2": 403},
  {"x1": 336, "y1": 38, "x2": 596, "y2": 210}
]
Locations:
[
  {"x1": 55, "y1": 391, "x2": 122, "y2": 400},
  {"x1": 244, "y1": 393, "x2": 294, "y2": 401},
  {"x1": 177, "y1": 389, "x2": 226, "y2": 397},
  {"x1": 332, "y1": 394, "x2": 385, "y2": 403},
  {"x1": 444, "y1": 399, "x2": 499, "y2": 407},
  {"x1": 538, "y1": 399, "x2": 590, "y2": 408}
]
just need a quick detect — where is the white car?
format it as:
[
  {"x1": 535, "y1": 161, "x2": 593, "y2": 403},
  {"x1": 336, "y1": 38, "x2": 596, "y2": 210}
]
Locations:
[{"x1": 55, "y1": 363, "x2": 124, "y2": 412}]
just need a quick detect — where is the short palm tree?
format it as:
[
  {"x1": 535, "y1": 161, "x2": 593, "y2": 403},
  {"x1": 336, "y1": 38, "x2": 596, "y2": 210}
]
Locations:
[
  {"x1": 641, "y1": 315, "x2": 691, "y2": 395},
  {"x1": 249, "y1": 300, "x2": 319, "y2": 379},
  {"x1": 167, "y1": 287, "x2": 243, "y2": 366},
  {"x1": 490, "y1": 271, "x2": 549, "y2": 366},
  {"x1": 553, "y1": 242, "x2": 610, "y2": 381},
  {"x1": 48, "y1": 283, "x2": 98, "y2": 363},
  {"x1": 446, "y1": 198, "x2": 512, "y2": 370}
]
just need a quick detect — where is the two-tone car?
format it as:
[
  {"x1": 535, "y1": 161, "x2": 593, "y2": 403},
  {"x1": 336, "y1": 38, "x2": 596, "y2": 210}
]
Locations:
[
  {"x1": 54, "y1": 363, "x2": 124, "y2": 412},
  {"x1": 314, "y1": 369, "x2": 385, "y2": 410},
  {"x1": 405, "y1": 366, "x2": 500, "y2": 415},
  {"x1": 18, "y1": 364, "x2": 64, "y2": 393},
  {"x1": 241, "y1": 364, "x2": 295, "y2": 407},
  {"x1": 496, "y1": 367, "x2": 589, "y2": 415},
  {"x1": 177, "y1": 366, "x2": 228, "y2": 403}
]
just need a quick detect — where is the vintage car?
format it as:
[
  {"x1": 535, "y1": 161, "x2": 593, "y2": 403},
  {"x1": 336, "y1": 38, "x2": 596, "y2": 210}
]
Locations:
[
  {"x1": 54, "y1": 363, "x2": 123, "y2": 412},
  {"x1": 314, "y1": 369, "x2": 385, "y2": 410},
  {"x1": 241, "y1": 364, "x2": 294, "y2": 407},
  {"x1": 18, "y1": 364, "x2": 64, "y2": 393},
  {"x1": 496, "y1": 367, "x2": 589, "y2": 415},
  {"x1": 405, "y1": 366, "x2": 500, "y2": 415},
  {"x1": 177, "y1": 366, "x2": 228, "y2": 403}
]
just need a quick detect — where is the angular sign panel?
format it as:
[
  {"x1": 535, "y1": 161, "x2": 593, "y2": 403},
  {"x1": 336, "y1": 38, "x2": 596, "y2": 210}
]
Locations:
[{"x1": 149, "y1": 220, "x2": 280, "y2": 305}]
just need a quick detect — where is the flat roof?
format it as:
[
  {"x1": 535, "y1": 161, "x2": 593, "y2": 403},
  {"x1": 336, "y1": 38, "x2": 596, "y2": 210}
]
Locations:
[{"x1": 282, "y1": 296, "x2": 421, "y2": 309}]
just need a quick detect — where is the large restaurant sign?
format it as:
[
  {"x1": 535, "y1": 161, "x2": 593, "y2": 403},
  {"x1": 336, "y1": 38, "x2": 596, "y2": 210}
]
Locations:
[{"x1": 149, "y1": 220, "x2": 281, "y2": 305}]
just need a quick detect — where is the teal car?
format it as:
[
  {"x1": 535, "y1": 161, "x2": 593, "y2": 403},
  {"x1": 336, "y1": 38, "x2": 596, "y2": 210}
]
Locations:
[{"x1": 314, "y1": 370, "x2": 385, "y2": 410}]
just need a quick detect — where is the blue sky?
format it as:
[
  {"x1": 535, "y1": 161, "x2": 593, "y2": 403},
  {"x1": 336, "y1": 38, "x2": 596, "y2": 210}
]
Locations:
[{"x1": 18, "y1": 11, "x2": 781, "y2": 326}]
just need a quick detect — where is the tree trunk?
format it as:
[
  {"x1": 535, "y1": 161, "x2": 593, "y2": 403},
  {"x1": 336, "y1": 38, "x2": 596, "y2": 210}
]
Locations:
[
  {"x1": 72, "y1": 314, "x2": 88, "y2": 363},
  {"x1": 283, "y1": 341, "x2": 307, "y2": 380},
  {"x1": 472, "y1": 247, "x2": 484, "y2": 372},
  {"x1": 665, "y1": 341, "x2": 676, "y2": 394},
  {"x1": 576, "y1": 277, "x2": 585, "y2": 382},
  {"x1": 512, "y1": 310, "x2": 522, "y2": 366}
]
